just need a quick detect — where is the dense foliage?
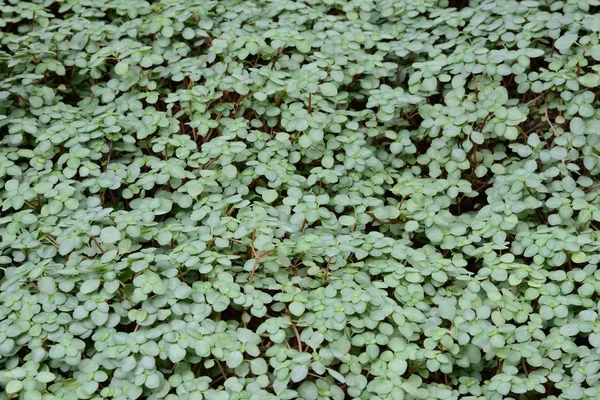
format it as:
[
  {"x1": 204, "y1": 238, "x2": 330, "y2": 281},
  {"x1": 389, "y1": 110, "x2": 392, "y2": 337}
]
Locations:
[{"x1": 2, "y1": 0, "x2": 600, "y2": 399}]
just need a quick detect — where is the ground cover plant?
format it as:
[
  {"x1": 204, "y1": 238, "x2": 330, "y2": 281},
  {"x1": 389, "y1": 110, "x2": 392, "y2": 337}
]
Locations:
[{"x1": 1, "y1": 0, "x2": 600, "y2": 399}]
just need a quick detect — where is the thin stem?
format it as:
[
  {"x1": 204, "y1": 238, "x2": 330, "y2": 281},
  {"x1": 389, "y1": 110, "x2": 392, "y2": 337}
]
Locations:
[
  {"x1": 584, "y1": 182, "x2": 600, "y2": 193},
  {"x1": 249, "y1": 250, "x2": 273, "y2": 284},
  {"x1": 342, "y1": 73, "x2": 363, "y2": 92},
  {"x1": 291, "y1": 319, "x2": 303, "y2": 352},
  {"x1": 544, "y1": 96, "x2": 559, "y2": 149},
  {"x1": 8, "y1": 90, "x2": 28, "y2": 103},
  {"x1": 90, "y1": 236, "x2": 105, "y2": 254},
  {"x1": 24, "y1": 200, "x2": 39, "y2": 210},
  {"x1": 270, "y1": 45, "x2": 286, "y2": 70},
  {"x1": 322, "y1": 256, "x2": 332, "y2": 283},
  {"x1": 525, "y1": 94, "x2": 544, "y2": 106},
  {"x1": 365, "y1": 211, "x2": 388, "y2": 225},
  {"x1": 300, "y1": 219, "x2": 307, "y2": 232},
  {"x1": 248, "y1": 253, "x2": 261, "y2": 284},
  {"x1": 215, "y1": 359, "x2": 228, "y2": 381},
  {"x1": 45, "y1": 236, "x2": 60, "y2": 249},
  {"x1": 105, "y1": 141, "x2": 113, "y2": 171}
]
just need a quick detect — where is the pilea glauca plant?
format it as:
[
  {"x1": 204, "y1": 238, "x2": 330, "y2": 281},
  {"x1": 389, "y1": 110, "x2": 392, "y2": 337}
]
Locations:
[{"x1": 1, "y1": 0, "x2": 600, "y2": 399}]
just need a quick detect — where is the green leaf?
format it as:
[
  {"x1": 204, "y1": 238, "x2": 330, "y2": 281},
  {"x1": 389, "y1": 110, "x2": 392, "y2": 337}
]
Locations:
[
  {"x1": 168, "y1": 345, "x2": 187, "y2": 363},
  {"x1": 388, "y1": 359, "x2": 407, "y2": 375},
  {"x1": 234, "y1": 82, "x2": 249, "y2": 95},
  {"x1": 571, "y1": 252, "x2": 586, "y2": 263},
  {"x1": 289, "y1": 302, "x2": 305, "y2": 316},
  {"x1": 560, "y1": 323, "x2": 579, "y2": 337},
  {"x1": 6, "y1": 380, "x2": 23, "y2": 394},
  {"x1": 425, "y1": 227, "x2": 443, "y2": 243},
  {"x1": 24, "y1": 390, "x2": 42, "y2": 400},
  {"x1": 339, "y1": 216, "x2": 355, "y2": 226},
  {"x1": 371, "y1": 378, "x2": 393, "y2": 395},
  {"x1": 296, "y1": 40, "x2": 311, "y2": 53},
  {"x1": 262, "y1": 189, "x2": 278, "y2": 204},
  {"x1": 29, "y1": 96, "x2": 44, "y2": 108},
  {"x1": 100, "y1": 227, "x2": 121, "y2": 244},
  {"x1": 590, "y1": 333, "x2": 600, "y2": 347},
  {"x1": 319, "y1": 83, "x2": 338, "y2": 97},
  {"x1": 114, "y1": 61, "x2": 129, "y2": 75},
  {"x1": 145, "y1": 373, "x2": 161, "y2": 389},
  {"x1": 298, "y1": 382, "x2": 318, "y2": 399},
  {"x1": 327, "y1": 368, "x2": 345, "y2": 383},
  {"x1": 290, "y1": 365, "x2": 308, "y2": 382},
  {"x1": 580, "y1": 73, "x2": 600, "y2": 88},
  {"x1": 570, "y1": 117, "x2": 585, "y2": 134},
  {"x1": 404, "y1": 307, "x2": 425, "y2": 322},
  {"x1": 222, "y1": 164, "x2": 237, "y2": 179},
  {"x1": 504, "y1": 126, "x2": 518, "y2": 140},
  {"x1": 555, "y1": 32, "x2": 578, "y2": 52},
  {"x1": 330, "y1": 334, "x2": 350, "y2": 356},
  {"x1": 253, "y1": 235, "x2": 274, "y2": 252},
  {"x1": 161, "y1": 25, "x2": 174, "y2": 38},
  {"x1": 38, "y1": 276, "x2": 56, "y2": 293},
  {"x1": 251, "y1": 358, "x2": 268, "y2": 375},
  {"x1": 226, "y1": 351, "x2": 244, "y2": 368},
  {"x1": 405, "y1": 220, "x2": 419, "y2": 232},
  {"x1": 81, "y1": 279, "x2": 101, "y2": 294},
  {"x1": 36, "y1": 372, "x2": 55, "y2": 383},
  {"x1": 91, "y1": 310, "x2": 108, "y2": 325},
  {"x1": 141, "y1": 341, "x2": 160, "y2": 357},
  {"x1": 254, "y1": 92, "x2": 267, "y2": 101}
]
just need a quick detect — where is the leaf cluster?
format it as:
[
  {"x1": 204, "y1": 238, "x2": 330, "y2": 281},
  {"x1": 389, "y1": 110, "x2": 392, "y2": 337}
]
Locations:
[{"x1": 1, "y1": 0, "x2": 600, "y2": 400}]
